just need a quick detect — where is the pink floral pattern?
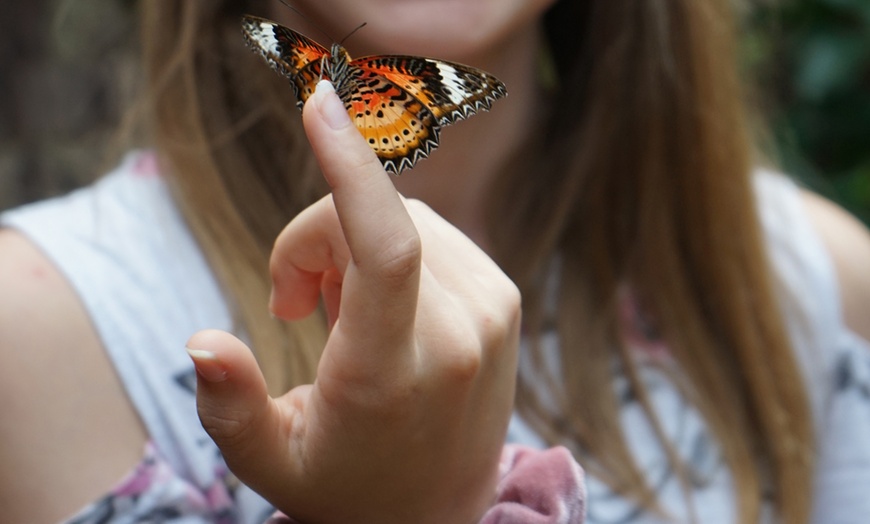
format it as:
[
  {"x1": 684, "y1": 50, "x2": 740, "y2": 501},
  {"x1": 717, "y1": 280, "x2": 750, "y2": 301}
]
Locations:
[{"x1": 66, "y1": 442, "x2": 238, "y2": 524}]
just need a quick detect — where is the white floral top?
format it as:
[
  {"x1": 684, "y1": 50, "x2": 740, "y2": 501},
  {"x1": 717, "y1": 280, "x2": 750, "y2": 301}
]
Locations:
[{"x1": 2, "y1": 152, "x2": 868, "y2": 523}]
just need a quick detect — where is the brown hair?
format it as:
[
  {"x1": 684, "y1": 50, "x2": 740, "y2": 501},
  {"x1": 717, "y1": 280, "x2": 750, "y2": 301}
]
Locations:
[{"x1": 139, "y1": 0, "x2": 814, "y2": 522}]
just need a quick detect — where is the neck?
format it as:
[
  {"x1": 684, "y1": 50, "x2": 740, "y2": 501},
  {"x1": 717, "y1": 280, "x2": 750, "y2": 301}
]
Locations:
[{"x1": 391, "y1": 22, "x2": 544, "y2": 251}]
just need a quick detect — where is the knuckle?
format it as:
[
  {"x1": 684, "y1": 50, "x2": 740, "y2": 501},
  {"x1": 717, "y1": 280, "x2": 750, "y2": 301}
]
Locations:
[
  {"x1": 479, "y1": 288, "x2": 522, "y2": 359},
  {"x1": 373, "y1": 232, "x2": 422, "y2": 287},
  {"x1": 197, "y1": 405, "x2": 259, "y2": 453},
  {"x1": 502, "y1": 278, "x2": 523, "y2": 315},
  {"x1": 443, "y1": 345, "x2": 482, "y2": 385},
  {"x1": 479, "y1": 314, "x2": 511, "y2": 356}
]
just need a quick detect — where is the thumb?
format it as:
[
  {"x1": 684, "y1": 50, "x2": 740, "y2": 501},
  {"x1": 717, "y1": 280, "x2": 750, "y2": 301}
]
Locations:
[{"x1": 185, "y1": 329, "x2": 288, "y2": 481}]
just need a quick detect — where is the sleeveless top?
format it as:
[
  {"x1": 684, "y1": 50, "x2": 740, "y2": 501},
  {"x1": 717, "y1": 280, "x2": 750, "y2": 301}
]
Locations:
[{"x1": 2, "y1": 151, "x2": 869, "y2": 523}]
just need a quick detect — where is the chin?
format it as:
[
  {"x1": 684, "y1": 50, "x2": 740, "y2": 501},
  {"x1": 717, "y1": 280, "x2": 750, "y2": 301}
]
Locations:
[
  {"x1": 278, "y1": 0, "x2": 555, "y2": 62},
  {"x1": 348, "y1": 22, "x2": 503, "y2": 61}
]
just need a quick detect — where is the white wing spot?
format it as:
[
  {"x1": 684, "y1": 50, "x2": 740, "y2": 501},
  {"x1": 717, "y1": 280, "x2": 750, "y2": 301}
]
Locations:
[
  {"x1": 248, "y1": 21, "x2": 281, "y2": 54},
  {"x1": 434, "y1": 63, "x2": 470, "y2": 106}
]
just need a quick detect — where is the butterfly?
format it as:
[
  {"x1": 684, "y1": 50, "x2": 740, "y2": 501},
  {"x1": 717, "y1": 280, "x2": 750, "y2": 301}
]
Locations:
[{"x1": 241, "y1": 15, "x2": 507, "y2": 174}]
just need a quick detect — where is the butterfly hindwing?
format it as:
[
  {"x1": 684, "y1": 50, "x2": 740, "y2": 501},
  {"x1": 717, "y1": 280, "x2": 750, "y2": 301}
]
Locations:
[
  {"x1": 290, "y1": 61, "x2": 325, "y2": 109},
  {"x1": 241, "y1": 15, "x2": 507, "y2": 174},
  {"x1": 349, "y1": 69, "x2": 441, "y2": 174}
]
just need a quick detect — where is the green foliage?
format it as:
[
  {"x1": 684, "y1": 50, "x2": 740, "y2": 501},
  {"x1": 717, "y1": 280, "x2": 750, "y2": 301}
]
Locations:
[{"x1": 745, "y1": 0, "x2": 870, "y2": 224}]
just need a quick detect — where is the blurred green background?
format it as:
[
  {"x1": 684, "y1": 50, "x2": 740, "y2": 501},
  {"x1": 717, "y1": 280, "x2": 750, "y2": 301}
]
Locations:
[
  {"x1": 1, "y1": 0, "x2": 868, "y2": 225},
  {"x1": 746, "y1": 0, "x2": 870, "y2": 224}
]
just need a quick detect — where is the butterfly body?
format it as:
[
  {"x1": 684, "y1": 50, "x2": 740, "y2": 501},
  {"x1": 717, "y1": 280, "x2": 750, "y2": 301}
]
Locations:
[{"x1": 241, "y1": 15, "x2": 507, "y2": 174}]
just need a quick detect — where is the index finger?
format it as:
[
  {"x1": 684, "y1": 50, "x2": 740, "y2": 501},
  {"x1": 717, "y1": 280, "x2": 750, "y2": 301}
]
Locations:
[{"x1": 286, "y1": 80, "x2": 421, "y2": 342}]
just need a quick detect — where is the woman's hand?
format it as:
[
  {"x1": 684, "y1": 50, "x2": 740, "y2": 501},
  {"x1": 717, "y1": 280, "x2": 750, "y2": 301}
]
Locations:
[{"x1": 187, "y1": 80, "x2": 521, "y2": 524}]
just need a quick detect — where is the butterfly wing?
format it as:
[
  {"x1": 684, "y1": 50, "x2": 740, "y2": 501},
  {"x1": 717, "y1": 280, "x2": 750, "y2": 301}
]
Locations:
[
  {"x1": 346, "y1": 69, "x2": 442, "y2": 174},
  {"x1": 343, "y1": 56, "x2": 506, "y2": 173},
  {"x1": 353, "y1": 56, "x2": 508, "y2": 126},
  {"x1": 241, "y1": 15, "x2": 325, "y2": 108}
]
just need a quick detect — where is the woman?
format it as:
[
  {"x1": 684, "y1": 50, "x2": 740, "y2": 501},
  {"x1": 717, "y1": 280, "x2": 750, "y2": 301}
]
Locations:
[{"x1": 1, "y1": 0, "x2": 869, "y2": 522}]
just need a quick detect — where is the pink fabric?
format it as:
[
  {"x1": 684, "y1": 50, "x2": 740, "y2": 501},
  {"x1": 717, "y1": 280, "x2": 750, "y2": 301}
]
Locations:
[
  {"x1": 481, "y1": 445, "x2": 585, "y2": 523},
  {"x1": 266, "y1": 444, "x2": 585, "y2": 523}
]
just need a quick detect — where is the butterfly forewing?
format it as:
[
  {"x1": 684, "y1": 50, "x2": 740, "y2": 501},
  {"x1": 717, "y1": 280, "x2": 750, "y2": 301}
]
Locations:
[
  {"x1": 241, "y1": 15, "x2": 507, "y2": 174},
  {"x1": 354, "y1": 57, "x2": 507, "y2": 126},
  {"x1": 242, "y1": 15, "x2": 327, "y2": 105}
]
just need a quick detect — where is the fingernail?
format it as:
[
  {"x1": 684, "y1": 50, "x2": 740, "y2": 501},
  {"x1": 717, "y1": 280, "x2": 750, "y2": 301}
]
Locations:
[
  {"x1": 315, "y1": 80, "x2": 351, "y2": 130},
  {"x1": 186, "y1": 347, "x2": 228, "y2": 382},
  {"x1": 268, "y1": 287, "x2": 278, "y2": 318}
]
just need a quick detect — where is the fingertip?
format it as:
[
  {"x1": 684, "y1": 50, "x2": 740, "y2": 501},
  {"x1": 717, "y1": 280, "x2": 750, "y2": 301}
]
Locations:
[
  {"x1": 316, "y1": 78, "x2": 335, "y2": 95},
  {"x1": 185, "y1": 329, "x2": 265, "y2": 391},
  {"x1": 186, "y1": 327, "x2": 233, "y2": 348},
  {"x1": 185, "y1": 331, "x2": 233, "y2": 384},
  {"x1": 186, "y1": 329, "x2": 244, "y2": 360},
  {"x1": 304, "y1": 79, "x2": 352, "y2": 131},
  {"x1": 186, "y1": 347, "x2": 228, "y2": 382},
  {"x1": 302, "y1": 80, "x2": 385, "y2": 192}
]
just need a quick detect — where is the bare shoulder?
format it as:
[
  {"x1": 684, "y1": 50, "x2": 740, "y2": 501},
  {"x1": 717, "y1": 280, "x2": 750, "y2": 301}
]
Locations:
[
  {"x1": 0, "y1": 228, "x2": 148, "y2": 522},
  {"x1": 799, "y1": 191, "x2": 870, "y2": 343}
]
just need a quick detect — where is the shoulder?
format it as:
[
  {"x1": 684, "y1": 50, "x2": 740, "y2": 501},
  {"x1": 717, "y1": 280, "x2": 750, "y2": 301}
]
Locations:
[
  {"x1": 0, "y1": 229, "x2": 148, "y2": 522},
  {"x1": 798, "y1": 191, "x2": 870, "y2": 343}
]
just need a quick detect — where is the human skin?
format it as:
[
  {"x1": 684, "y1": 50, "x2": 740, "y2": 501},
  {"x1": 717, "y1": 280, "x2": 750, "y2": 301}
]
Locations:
[
  {"x1": 189, "y1": 4, "x2": 560, "y2": 519},
  {"x1": 189, "y1": 86, "x2": 870, "y2": 524},
  {"x1": 191, "y1": 3, "x2": 870, "y2": 522},
  {"x1": 187, "y1": 2, "x2": 551, "y2": 521},
  {"x1": 188, "y1": 81, "x2": 522, "y2": 523},
  {"x1": 267, "y1": 0, "x2": 557, "y2": 249},
  {"x1": 1, "y1": 1, "x2": 869, "y2": 522},
  {"x1": 269, "y1": 0, "x2": 557, "y2": 62}
]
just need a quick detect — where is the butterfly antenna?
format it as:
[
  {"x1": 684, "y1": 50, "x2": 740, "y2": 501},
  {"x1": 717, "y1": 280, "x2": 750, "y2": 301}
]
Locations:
[
  {"x1": 339, "y1": 22, "x2": 368, "y2": 47},
  {"x1": 276, "y1": 0, "x2": 337, "y2": 43}
]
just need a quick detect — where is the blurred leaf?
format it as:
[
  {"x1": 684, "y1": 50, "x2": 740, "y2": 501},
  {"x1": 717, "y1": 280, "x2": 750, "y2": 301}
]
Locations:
[
  {"x1": 819, "y1": 0, "x2": 870, "y2": 20},
  {"x1": 745, "y1": 0, "x2": 870, "y2": 225},
  {"x1": 795, "y1": 32, "x2": 869, "y2": 100}
]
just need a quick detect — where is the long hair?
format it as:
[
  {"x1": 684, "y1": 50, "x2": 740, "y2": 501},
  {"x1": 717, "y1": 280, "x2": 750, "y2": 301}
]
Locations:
[{"x1": 139, "y1": 0, "x2": 814, "y2": 521}]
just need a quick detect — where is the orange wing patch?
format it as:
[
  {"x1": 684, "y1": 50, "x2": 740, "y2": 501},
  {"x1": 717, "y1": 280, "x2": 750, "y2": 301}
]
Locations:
[{"x1": 350, "y1": 74, "x2": 440, "y2": 173}]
